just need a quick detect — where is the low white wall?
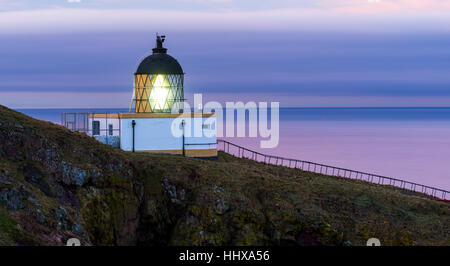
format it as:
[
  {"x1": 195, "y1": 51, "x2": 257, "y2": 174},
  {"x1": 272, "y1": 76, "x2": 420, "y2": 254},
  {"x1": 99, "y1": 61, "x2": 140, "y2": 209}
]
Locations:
[
  {"x1": 88, "y1": 117, "x2": 120, "y2": 137},
  {"x1": 120, "y1": 117, "x2": 216, "y2": 152}
]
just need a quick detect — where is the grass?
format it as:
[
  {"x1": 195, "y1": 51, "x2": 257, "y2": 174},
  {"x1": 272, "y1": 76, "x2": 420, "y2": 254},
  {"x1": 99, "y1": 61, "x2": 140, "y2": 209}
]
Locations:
[{"x1": 0, "y1": 208, "x2": 19, "y2": 245}]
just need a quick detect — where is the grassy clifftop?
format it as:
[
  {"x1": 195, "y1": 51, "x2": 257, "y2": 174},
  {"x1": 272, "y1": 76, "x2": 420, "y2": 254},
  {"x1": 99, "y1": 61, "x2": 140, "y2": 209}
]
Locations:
[{"x1": 0, "y1": 105, "x2": 448, "y2": 246}]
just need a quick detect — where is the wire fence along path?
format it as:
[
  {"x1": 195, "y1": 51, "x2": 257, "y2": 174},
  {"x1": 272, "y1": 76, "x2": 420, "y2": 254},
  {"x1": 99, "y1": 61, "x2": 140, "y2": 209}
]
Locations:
[{"x1": 217, "y1": 140, "x2": 449, "y2": 200}]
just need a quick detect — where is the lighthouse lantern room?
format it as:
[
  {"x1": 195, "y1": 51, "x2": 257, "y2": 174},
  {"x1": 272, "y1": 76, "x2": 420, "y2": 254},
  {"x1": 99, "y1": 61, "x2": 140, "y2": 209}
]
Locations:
[{"x1": 132, "y1": 35, "x2": 184, "y2": 113}]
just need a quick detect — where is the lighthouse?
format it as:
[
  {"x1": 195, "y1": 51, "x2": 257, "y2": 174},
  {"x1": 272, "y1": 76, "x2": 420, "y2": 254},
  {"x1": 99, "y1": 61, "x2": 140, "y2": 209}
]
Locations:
[{"x1": 64, "y1": 35, "x2": 217, "y2": 158}]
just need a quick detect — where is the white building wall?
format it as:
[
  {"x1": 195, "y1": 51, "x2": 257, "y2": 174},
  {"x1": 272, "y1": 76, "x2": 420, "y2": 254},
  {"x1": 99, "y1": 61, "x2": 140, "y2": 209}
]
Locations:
[
  {"x1": 88, "y1": 117, "x2": 120, "y2": 137},
  {"x1": 120, "y1": 117, "x2": 216, "y2": 152}
]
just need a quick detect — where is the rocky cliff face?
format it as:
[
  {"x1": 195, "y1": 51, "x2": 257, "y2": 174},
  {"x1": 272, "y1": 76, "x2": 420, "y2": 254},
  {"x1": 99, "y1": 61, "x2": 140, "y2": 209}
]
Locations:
[
  {"x1": 0, "y1": 105, "x2": 448, "y2": 246},
  {"x1": 0, "y1": 105, "x2": 171, "y2": 245}
]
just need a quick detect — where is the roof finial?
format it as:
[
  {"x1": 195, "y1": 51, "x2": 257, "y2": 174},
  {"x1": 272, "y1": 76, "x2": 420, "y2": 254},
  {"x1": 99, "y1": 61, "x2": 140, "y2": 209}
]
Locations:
[
  {"x1": 153, "y1": 33, "x2": 167, "y2": 54},
  {"x1": 156, "y1": 34, "x2": 165, "y2": 48}
]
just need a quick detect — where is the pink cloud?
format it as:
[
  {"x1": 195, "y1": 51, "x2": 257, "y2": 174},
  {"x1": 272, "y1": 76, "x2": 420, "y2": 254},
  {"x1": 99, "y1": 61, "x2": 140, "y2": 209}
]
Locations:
[
  {"x1": 331, "y1": 0, "x2": 450, "y2": 14},
  {"x1": 0, "y1": 5, "x2": 449, "y2": 34}
]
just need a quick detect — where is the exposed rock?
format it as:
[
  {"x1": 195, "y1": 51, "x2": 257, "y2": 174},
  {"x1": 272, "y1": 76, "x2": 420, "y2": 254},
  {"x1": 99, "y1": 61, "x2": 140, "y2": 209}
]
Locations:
[
  {"x1": 0, "y1": 169, "x2": 13, "y2": 185},
  {"x1": 71, "y1": 222, "x2": 85, "y2": 234},
  {"x1": 0, "y1": 187, "x2": 24, "y2": 210},
  {"x1": 162, "y1": 178, "x2": 185, "y2": 204},
  {"x1": 54, "y1": 206, "x2": 69, "y2": 230},
  {"x1": 61, "y1": 161, "x2": 88, "y2": 187},
  {"x1": 35, "y1": 209, "x2": 45, "y2": 224}
]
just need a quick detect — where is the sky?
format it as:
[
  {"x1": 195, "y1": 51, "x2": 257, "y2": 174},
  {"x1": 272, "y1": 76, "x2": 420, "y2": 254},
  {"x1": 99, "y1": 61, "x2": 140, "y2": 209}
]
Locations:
[{"x1": 1, "y1": 0, "x2": 450, "y2": 108}]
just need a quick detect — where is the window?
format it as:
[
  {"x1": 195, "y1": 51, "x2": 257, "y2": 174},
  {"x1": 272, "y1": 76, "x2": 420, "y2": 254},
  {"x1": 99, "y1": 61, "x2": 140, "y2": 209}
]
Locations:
[
  {"x1": 202, "y1": 124, "x2": 210, "y2": 130},
  {"x1": 108, "y1": 124, "x2": 113, "y2": 136},
  {"x1": 92, "y1": 121, "x2": 100, "y2": 135}
]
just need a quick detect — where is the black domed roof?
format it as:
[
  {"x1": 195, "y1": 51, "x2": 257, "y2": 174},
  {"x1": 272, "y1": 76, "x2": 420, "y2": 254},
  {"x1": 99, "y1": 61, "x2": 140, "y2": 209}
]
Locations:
[
  {"x1": 135, "y1": 53, "x2": 183, "y2": 75},
  {"x1": 135, "y1": 35, "x2": 183, "y2": 75}
]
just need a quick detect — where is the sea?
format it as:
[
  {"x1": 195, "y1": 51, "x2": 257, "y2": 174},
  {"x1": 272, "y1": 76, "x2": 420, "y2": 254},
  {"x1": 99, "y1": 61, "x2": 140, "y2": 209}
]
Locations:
[{"x1": 15, "y1": 107, "x2": 450, "y2": 190}]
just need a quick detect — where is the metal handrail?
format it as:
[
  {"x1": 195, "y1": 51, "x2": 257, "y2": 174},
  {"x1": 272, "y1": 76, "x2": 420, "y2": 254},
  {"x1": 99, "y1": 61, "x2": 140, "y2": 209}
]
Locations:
[
  {"x1": 217, "y1": 139, "x2": 449, "y2": 200},
  {"x1": 184, "y1": 143, "x2": 217, "y2": 146}
]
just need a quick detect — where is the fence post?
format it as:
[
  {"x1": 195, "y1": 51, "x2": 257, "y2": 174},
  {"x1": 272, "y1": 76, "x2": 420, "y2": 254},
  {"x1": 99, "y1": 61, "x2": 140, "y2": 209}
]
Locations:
[{"x1": 132, "y1": 120, "x2": 136, "y2": 153}]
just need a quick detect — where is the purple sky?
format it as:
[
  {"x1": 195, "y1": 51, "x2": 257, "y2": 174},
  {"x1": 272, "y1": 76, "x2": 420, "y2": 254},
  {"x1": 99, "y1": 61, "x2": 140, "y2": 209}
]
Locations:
[{"x1": 1, "y1": 1, "x2": 450, "y2": 108}]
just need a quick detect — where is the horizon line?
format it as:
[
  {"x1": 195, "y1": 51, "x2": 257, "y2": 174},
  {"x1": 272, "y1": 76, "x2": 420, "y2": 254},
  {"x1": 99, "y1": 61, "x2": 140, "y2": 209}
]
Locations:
[{"x1": 12, "y1": 106, "x2": 450, "y2": 110}]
